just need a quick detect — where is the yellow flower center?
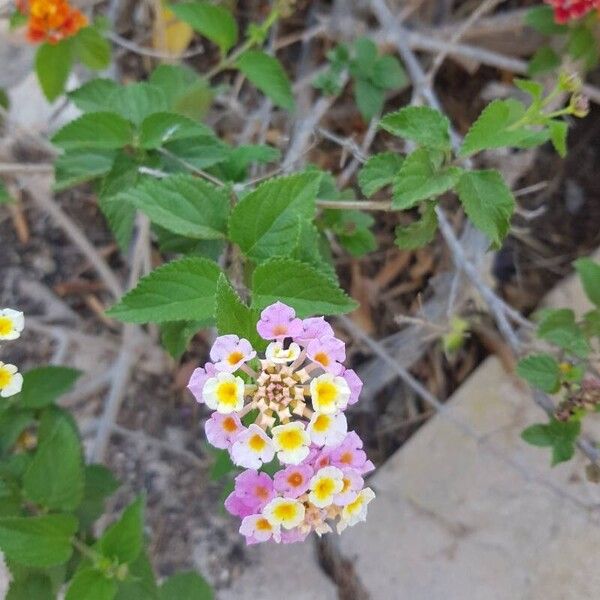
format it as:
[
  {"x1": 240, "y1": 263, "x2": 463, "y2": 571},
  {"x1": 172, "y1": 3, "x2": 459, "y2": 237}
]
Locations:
[
  {"x1": 314, "y1": 351, "x2": 330, "y2": 367},
  {"x1": 278, "y1": 429, "x2": 304, "y2": 450},
  {"x1": 255, "y1": 518, "x2": 272, "y2": 532},
  {"x1": 314, "y1": 478, "x2": 336, "y2": 501},
  {"x1": 315, "y1": 381, "x2": 337, "y2": 409},
  {"x1": 273, "y1": 501, "x2": 298, "y2": 523},
  {"x1": 345, "y1": 493, "x2": 364, "y2": 516},
  {"x1": 0, "y1": 367, "x2": 12, "y2": 389},
  {"x1": 222, "y1": 417, "x2": 238, "y2": 433},
  {"x1": 248, "y1": 433, "x2": 266, "y2": 452},
  {"x1": 216, "y1": 382, "x2": 239, "y2": 407},
  {"x1": 228, "y1": 351, "x2": 244, "y2": 365},
  {"x1": 313, "y1": 414, "x2": 331, "y2": 433},
  {"x1": 0, "y1": 317, "x2": 13, "y2": 336}
]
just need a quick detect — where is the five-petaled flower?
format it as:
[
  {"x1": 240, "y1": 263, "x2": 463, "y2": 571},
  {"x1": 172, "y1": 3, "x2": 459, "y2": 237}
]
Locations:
[
  {"x1": 190, "y1": 301, "x2": 375, "y2": 544},
  {"x1": 0, "y1": 308, "x2": 24, "y2": 399}
]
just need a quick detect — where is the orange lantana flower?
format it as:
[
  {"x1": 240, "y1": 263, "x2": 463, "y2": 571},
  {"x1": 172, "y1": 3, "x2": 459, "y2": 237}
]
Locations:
[{"x1": 18, "y1": 0, "x2": 87, "y2": 44}]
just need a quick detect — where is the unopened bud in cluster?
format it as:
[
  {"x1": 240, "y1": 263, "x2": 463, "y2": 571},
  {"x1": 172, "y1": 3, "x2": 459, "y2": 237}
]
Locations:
[
  {"x1": 570, "y1": 93, "x2": 590, "y2": 117},
  {"x1": 558, "y1": 71, "x2": 583, "y2": 94}
]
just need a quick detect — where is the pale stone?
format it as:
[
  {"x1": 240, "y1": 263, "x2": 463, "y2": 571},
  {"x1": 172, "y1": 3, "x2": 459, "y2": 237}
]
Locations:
[{"x1": 338, "y1": 251, "x2": 600, "y2": 599}]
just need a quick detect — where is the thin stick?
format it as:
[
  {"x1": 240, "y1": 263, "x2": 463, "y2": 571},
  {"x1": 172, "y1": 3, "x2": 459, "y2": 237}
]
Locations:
[{"x1": 0, "y1": 163, "x2": 53, "y2": 175}]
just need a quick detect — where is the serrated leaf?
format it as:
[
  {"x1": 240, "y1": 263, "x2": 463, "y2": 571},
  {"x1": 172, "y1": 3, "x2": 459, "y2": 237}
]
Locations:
[
  {"x1": 6, "y1": 572, "x2": 53, "y2": 600},
  {"x1": 456, "y1": 169, "x2": 515, "y2": 248},
  {"x1": 228, "y1": 172, "x2": 320, "y2": 261},
  {"x1": 96, "y1": 497, "x2": 143, "y2": 564},
  {"x1": 65, "y1": 568, "x2": 117, "y2": 600},
  {"x1": 516, "y1": 353, "x2": 560, "y2": 393},
  {"x1": 35, "y1": 40, "x2": 72, "y2": 102},
  {"x1": 392, "y1": 148, "x2": 461, "y2": 209},
  {"x1": 252, "y1": 258, "x2": 357, "y2": 317},
  {"x1": 394, "y1": 204, "x2": 438, "y2": 249},
  {"x1": 121, "y1": 174, "x2": 229, "y2": 239},
  {"x1": 380, "y1": 106, "x2": 451, "y2": 151},
  {"x1": 68, "y1": 79, "x2": 120, "y2": 112},
  {"x1": 574, "y1": 258, "x2": 600, "y2": 307},
  {"x1": 149, "y1": 64, "x2": 199, "y2": 107},
  {"x1": 160, "y1": 320, "x2": 207, "y2": 360},
  {"x1": 106, "y1": 257, "x2": 222, "y2": 323},
  {"x1": 14, "y1": 366, "x2": 81, "y2": 409},
  {"x1": 23, "y1": 417, "x2": 84, "y2": 511},
  {"x1": 548, "y1": 120, "x2": 568, "y2": 157},
  {"x1": 73, "y1": 26, "x2": 111, "y2": 70},
  {"x1": 0, "y1": 514, "x2": 78, "y2": 567},
  {"x1": 357, "y1": 152, "x2": 404, "y2": 197},
  {"x1": 215, "y1": 274, "x2": 265, "y2": 351},
  {"x1": 77, "y1": 464, "x2": 120, "y2": 531},
  {"x1": 159, "y1": 571, "x2": 213, "y2": 600},
  {"x1": 138, "y1": 112, "x2": 212, "y2": 149},
  {"x1": 521, "y1": 419, "x2": 580, "y2": 466},
  {"x1": 170, "y1": 1, "x2": 237, "y2": 55},
  {"x1": 54, "y1": 149, "x2": 116, "y2": 191},
  {"x1": 528, "y1": 46, "x2": 560, "y2": 76},
  {"x1": 162, "y1": 135, "x2": 229, "y2": 170},
  {"x1": 108, "y1": 83, "x2": 169, "y2": 126},
  {"x1": 372, "y1": 55, "x2": 407, "y2": 90},
  {"x1": 235, "y1": 50, "x2": 294, "y2": 110},
  {"x1": 459, "y1": 99, "x2": 549, "y2": 157},
  {"x1": 216, "y1": 144, "x2": 280, "y2": 182},
  {"x1": 52, "y1": 113, "x2": 134, "y2": 150},
  {"x1": 354, "y1": 78, "x2": 385, "y2": 121},
  {"x1": 537, "y1": 308, "x2": 589, "y2": 358}
]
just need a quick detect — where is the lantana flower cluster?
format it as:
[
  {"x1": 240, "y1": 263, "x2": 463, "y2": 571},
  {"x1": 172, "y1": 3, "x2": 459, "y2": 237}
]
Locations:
[
  {"x1": 188, "y1": 302, "x2": 375, "y2": 544},
  {"x1": 545, "y1": 0, "x2": 599, "y2": 23},
  {"x1": 16, "y1": 0, "x2": 87, "y2": 44},
  {"x1": 0, "y1": 309, "x2": 25, "y2": 399}
]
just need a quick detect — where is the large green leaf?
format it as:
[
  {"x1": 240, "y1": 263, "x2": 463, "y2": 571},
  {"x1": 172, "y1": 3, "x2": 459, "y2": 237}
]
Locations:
[
  {"x1": 170, "y1": 2, "x2": 237, "y2": 55},
  {"x1": 6, "y1": 572, "x2": 53, "y2": 600},
  {"x1": 235, "y1": 50, "x2": 294, "y2": 110},
  {"x1": 23, "y1": 417, "x2": 84, "y2": 511},
  {"x1": 456, "y1": 169, "x2": 515, "y2": 248},
  {"x1": 73, "y1": 26, "x2": 111, "y2": 70},
  {"x1": 65, "y1": 569, "x2": 117, "y2": 600},
  {"x1": 108, "y1": 83, "x2": 169, "y2": 126},
  {"x1": 380, "y1": 106, "x2": 451, "y2": 151},
  {"x1": 357, "y1": 152, "x2": 403, "y2": 197},
  {"x1": 54, "y1": 149, "x2": 116, "y2": 191},
  {"x1": 521, "y1": 419, "x2": 580, "y2": 466},
  {"x1": 106, "y1": 257, "x2": 222, "y2": 323},
  {"x1": 536, "y1": 308, "x2": 589, "y2": 358},
  {"x1": 68, "y1": 79, "x2": 120, "y2": 112},
  {"x1": 252, "y1": 258, "x2": 357, "y2": 317},
  {"x1": 35, "y1": 40, "x2": 73, "y2": 102},
  {"x1": 96, "y1": 497, "x2": 143, "y2": 565},
  {"x1": 122, "y1": 174, "x2": 229, "y2": 239},
  {"x1": 159, "y1": 572, "x2": 213, "y2": 600},
  {"x1": 516, "y1": 353, "x2": 560, "y2": 393},
  {"x1": 228, "y1": 172, "x2": 320, "y2": 261},
  {"x1": 77, "y1": 464, "x2": 120, "y2": 531},
  {"x1": 0, "y1": 514, "x2": 78, "y2": 567},
  {"x1": 52, "y1": 113, "x2": 134, "y2": 150},
  {"x1": 138, "y1": 112, "x2": 213, "y2": 149},
  {"x1": 14, "y1": 366, "x2": 81, "y2": 409}
]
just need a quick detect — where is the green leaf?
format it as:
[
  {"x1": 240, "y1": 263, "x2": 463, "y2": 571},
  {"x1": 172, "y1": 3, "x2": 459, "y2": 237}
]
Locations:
[
  {"x1": 292, "y1": 220, "x2": 337, "y2": 277},
  {"x1": 323, "y1": 210, "x2": 376, "y2": 258},
  {"x1": 23, "y1": 417, "x2": 84, "y2": 511},
  {"x1": 351, "y1": 38, "x2": 378, "y2": 78},
  {"x1": 380, "y1": 106, "x2": 451, "y2": 151},
  {"x1": 210, "y1": 448, "x2": 235, "y2": 481},
  {"x1": 537, "y1": 308, "x2": 589, "y2": 358},
  {"x1": 122, "y1": 174, "x2": 229, "y2": 239},
  {"x1": 66, "y1": 569, "x2": 117, "y2": 600},
  {"x1": 114, "y1": 550, "x2": 159, "y2": 600},
  {"x1": 162, "y1": 135, "x2": 229, "y2": 170},
  {"x1": 517, "y1": 353, "x2": 560, "y2": 393},
  {"x1": 456, "y1": 169, "x2": 515, "y2": 248},
  {"x1": 216, "y1": 144, "x2": 281, "y2": 182},
  {"x1": 35, "y1": 40, "x2": 72, "y2": 102},
  {"x1": 394, "y1": 203, "x2": 438, "y2": 250},
  {"x1": 73, "y1": 26, "x2": 111, "y2": 70},
  {"x1": 459, "y1": 99, "x2": 549, "y2": 157},
  {"x1": 0, "y1": 408, "x2": 34, "y2": 456},
  {"x1": 583, "y1": 308, "x2": 600, "y2": 337},
  {"x1": 14, "y1": 366, "x2": 81, "y2": 409},
  {"x1": 521, "y1": 419, "x2": 580, "y2": 466},
  {"x1": 357, "y1": 152, "x2": 404, "y2": 197},
  {"x1": 525, "y1": 6, "x2": 568, "y2": 35},
  {"x1": 6, "y1": 573, "x2": 53, "y2": 600},
  {"x1": 54, "y1": 149, "x2": 116, "y2": 191},
  {"x1": 106, "y1": 257, "x2": 222, "y2": 324},
  {"x1": 170, "y1": 2, "x2": 237, "y2": 55},
  {"x1": 149, "y1": 64, "x2": 198, "y2": 107},
  {"x1": 574, "y1": 258, "x2": 600, "y2": 306},
  {"x1": 160, "y1": 320, "x2": 207, "y2": 360},
  {"x1": 528, "y1": 46, "x2": 561, "y2": 76},
  {"x1": 0, "y1": 181, "x2": 14, "y2": 205},
  {"x1": 0, "y1": 514, "x2": 78, "y2": 567},
  {"x1": 568, "y1": 25, "x2": 598, "y2": 69},
  {"x1": 228, "y1": 172, "x2": 320, "y2": 261},
  {"x1": 252, "y1": 258, "x2": 357, "y2": 317},
  {"x1": 235, "y1": 50, "x2": 294, "y2": 110},
  {"x1": 52, "y1": 113, "x2": 134, "y2": 150},
  {"x1": 96, "y1": 497, "x2": 144, "y2": 565},
  {"x1": 372, "y1": 55, "x2": 406, "y2": 90},
  {"x1": 159, "y1": 571, "x2": 213, "y2": 600},
  {"x1": 392, "y1": 149, "x2": 461, "y2": 209},
  {"x1": 354, "y1": 78, "x2": 385, "y2": 121},
  {"x1": 138, "y1": 112, "x2": 212, "y2": 149},
  {"x1": 69, "y1": 79, "x2": 120, "y2": 112},
  {"x1": 215, "y1": 274, "x2": 265, "y2": 351},
  {"x1": 77, "y1": 464, "x2": 120, "y2": 530},
  {"x1": 548, "y1": 120, "x2": 568, "y2": 157},
  {"x1": 108, "y1": 83, "x2": 169, "y2": 126}
]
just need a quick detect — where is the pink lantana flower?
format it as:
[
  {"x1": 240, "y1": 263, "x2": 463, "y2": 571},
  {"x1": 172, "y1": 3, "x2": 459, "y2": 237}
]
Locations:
[
  {"x1": 187, "y1": 362, "x2": 217, "y2": 403},
  {"x1": 330, "y1": 432, "x2": 375, "y2": 474},
  {"x1": 256, "y1": 301, "x2": 303, "y2": 340},
  {"x1": 306, "y1": 336, "x2": 346, "y2": 374},
  {"x1": 240, "y1": 514, "x2": 281, "y2": 544},
  {"x1": 342, "y1": 368, "x2": 363, "y2": 405},
  {"x1": 234, "y1": 470, "x2": 276, "y2": 510},
  {"x1": 294, "y1": 317, "x2": 334, "y2": 345},
  {"x1": 204, "y1": 413, "x2": 243, "y2": 449},
  {"x1": 274, "y1": 464, "x2": 314, "y2": 498},
  {"x1": 231, "y1": 424, "x2": 275, "y2": 469},
  {"x1": 210, "y1": 335, "x2": 256, "y2": 372}
]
